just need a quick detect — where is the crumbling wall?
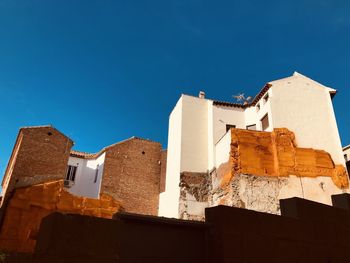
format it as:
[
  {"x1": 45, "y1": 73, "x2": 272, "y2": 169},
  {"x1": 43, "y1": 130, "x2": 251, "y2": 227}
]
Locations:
[
  {"x1": 212, "y1": 128, "x2": 349, "y2": 214},
  {"x1": 101, "y1": 138, "x2": 162, "y2": 216},
  {"x1": 0, "y1": 180, "x2": 122, "y2": 253},
  {"x1": 229, "y1": 128, "x2": 349, "y2": 188},
  {"x1": 179, "y1": 172, "x2": 210, "y2": 220}
]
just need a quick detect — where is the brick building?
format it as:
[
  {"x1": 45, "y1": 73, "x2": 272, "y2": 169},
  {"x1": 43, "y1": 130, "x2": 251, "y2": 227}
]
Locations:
[{"x1": 1, "y1": 125, "x2": 165, "y2": 216}]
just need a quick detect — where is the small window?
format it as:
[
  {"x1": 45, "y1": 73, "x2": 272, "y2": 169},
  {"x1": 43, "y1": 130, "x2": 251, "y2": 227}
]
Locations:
[
  {"x1": 226, "y1": 124, "x2": 236, "y2": 132},
  {"x1": 263, "y1": 93, "x2": 269, "y2": 104},
  {"x1": 256, "y1": 103, "x2": 260, "y2": 112},
  {"x1": 94, "y1": 165, "x2": 99, "y2": 183},
  {"x1": 246, "y1": 124, "x2": 256, "y2": 131},
  {"x1": 261, "y1": 114, "x2": 269, "y2": 131},
  {"x1": 345, "y1": 154, "x2": 348, "y2": 162},
  {"x1": 66, "y1": 165, "x2": 77, "y2": 182}
]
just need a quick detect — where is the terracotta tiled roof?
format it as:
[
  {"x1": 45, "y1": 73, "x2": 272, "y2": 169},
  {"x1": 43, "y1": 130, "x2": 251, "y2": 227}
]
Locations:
[
  {"x1": 213, "y1": 83, "x2": 271, "y2": 108},
  {"x1": 70, "y1": 150, "x2": 96, "y2": 159}
]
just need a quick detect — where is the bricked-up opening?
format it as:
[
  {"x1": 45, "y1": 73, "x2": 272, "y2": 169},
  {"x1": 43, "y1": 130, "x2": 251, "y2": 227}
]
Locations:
[
  {"x1": 261, "y1": 113, "x2": 269, "y2": 131},
  {"x1": 66, "y1": 165, "x2": 77, "y2": 182},
  {"x1": 226, "y1": 124, "x2": 236, "y2": 132}
]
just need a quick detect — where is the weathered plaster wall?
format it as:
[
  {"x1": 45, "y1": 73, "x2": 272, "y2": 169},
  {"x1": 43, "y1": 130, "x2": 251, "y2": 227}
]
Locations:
[
  {"x1": 213, "y1": 128, "x2": 349, "y2": 214},
  {"x1": 0, "y1": 180, "x2": 122, "y2": 253},
  {"x1": 179, "y1": 172, "x2": 209, "y2": 221}
]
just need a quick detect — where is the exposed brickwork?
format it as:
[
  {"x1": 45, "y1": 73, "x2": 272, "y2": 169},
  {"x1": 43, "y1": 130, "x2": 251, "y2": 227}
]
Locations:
[
  {"x1": 0, "y1": 180, "x2": 122, "y2": 253},
  {"x1": 159, "y1": 150, "x2": 167, "y2": 193},
  {"x1": 101, "y1": 138, "x2": 162, "y2": 215},
  {"x1": 1, "y1": 126, "x2": 73, "y2": 205}
]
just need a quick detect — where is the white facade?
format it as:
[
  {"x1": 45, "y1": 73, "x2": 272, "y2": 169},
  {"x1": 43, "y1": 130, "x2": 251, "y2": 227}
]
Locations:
[
  {"x1": 66, "y1": 153, "x2": 105, "y2": 199},
  {"x1": 344, "y1": 145, "x2": 350, "y2": 163},
  {"x1": 159, "y1": 72, "x2": 347, "y2": 218}
]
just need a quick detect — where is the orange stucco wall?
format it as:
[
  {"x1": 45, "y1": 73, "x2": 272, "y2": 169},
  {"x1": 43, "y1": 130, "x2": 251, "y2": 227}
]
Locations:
[
  {"x1": 224, "y1": 128, "x2": 349, "y2": 189},
  {"x1": 0, "y1": 180, "x2": 122, "y2": 253}
]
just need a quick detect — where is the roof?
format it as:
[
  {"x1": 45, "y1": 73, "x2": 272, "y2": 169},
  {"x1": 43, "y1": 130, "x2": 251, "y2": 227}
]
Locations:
[
  {"x1": 19, "y1": 125, "x2": 74, "y2": 144},
  {"x1": 213, "y1": 83, "x2": 271, "y2": 109},
  {"x1": 2, "y1": 125, "x2": 73, "y2": 187},
  {"x1": 343, "y1": 145, "x2": 350, "y2": 151},
  {"x1": 212, "y1": 72, "x2": 336, "y2": 109},
  {"x1": 70, "y1": 136, "x2": 161, "y2": 159}
]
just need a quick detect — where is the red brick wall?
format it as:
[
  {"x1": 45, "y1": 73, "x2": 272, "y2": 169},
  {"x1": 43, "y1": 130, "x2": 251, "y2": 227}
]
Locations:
[
  {"x1": 101, "y1": 138, "x2": 162, "y2": 215},
  {"x1": 2, "y1": 126, "x2": 73, "y2": 202}
]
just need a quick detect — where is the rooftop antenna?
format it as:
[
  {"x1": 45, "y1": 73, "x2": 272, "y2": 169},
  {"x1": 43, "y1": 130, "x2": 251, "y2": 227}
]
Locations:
[{"x1": 232, "y1": 93, "x2": 252, "y2": 105}]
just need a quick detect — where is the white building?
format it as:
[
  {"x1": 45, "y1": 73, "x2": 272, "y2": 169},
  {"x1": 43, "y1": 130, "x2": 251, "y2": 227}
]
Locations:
[
  {"x1": 344, "y1": 145, "x2": 350, "y2": 173},
  {"x1": 159, "y1": 72, "x2": 348, "y2": 218}
]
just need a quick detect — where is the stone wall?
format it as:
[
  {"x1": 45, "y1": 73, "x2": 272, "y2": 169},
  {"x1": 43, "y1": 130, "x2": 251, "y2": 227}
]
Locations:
[
  {"x1": 0, "y1": 180, "x2": 122, "y2": 253},
  {"x1": 179, "y1": 172, "x2": 209, "y2": 220},
  {"x1": 101, "y1": 138, "x2": 162, "y2": 216},
  {"x1": 212, "y1": 128, "x2": 349, "y2": 215},
  {"x1": 181, "y1": 128, "x2": 350, "y2": 219}
]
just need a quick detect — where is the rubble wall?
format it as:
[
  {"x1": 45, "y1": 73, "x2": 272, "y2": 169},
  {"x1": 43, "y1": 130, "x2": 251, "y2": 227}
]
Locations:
[
  {"x1": 0, "y1": 180, "x2": 122, "y2": 253},
  {"x1": 212, "y1": 128, "x2": 349, "y2": 214},
  {"x1": 179, "y1": 172, "x2": 209, "y2": 220}
]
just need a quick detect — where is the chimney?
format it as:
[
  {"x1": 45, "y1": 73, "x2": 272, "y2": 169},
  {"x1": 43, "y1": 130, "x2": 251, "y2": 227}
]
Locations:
[{"x1": 199, "y1": 91, "x2": 205, "y2": 99}]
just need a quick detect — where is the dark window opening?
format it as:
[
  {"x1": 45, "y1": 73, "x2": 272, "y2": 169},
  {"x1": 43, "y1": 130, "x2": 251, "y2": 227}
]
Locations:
[
  {"x1": 256, "y1": 103, "x2": 260, "y2": 111},
  {"x1": 246, "y1": 124, "x2": 257, "y2": 131},
  {"x1": 142, "y1": 151, "x2": 145, "y2": 155},
  {"x1": 226, "y1": 124, "x2": 236, "y2": 132},
  {"x1": 263, "y1": 93, "x2": 269, "y2": 103},
  {"x1": 261, "y1": 114, "x2": 269, "y2": 131},
  {"x1": 47, "y1": 132, "x2": 53, "y2": 136},
  {"x1": 94, "y1": 165, "x2": 99, "y2": 183},
  {"x1": 66, "y1": 165, "x2": 77, "y2": 182}
]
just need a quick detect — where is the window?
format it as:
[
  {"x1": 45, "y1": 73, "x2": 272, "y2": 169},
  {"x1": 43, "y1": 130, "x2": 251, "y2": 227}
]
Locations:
[
  {"x1": 94, "y1": 165, "x2": 99, "y2": 183},
  {"x1": 263, "y1": 93, "x2": 269, "y2": 104},
  {"x1": 246, "y1": 124, "x2": 256, "y2": 131},
  {"x1": 226, "y1": 124, "x2": 236, "y2": 132},
  {"x1": 345, "y1": 154, "x2": 348, "y2": 162},
  {"x1": 261, "y1": 114, "x2": 269, "y2": 131},
  {"x1": 66, "y1": 165, "x2": 77, "y2": 182},
  {"x1": 256, "y1": 103, "x2": 260, "y2": 112}
]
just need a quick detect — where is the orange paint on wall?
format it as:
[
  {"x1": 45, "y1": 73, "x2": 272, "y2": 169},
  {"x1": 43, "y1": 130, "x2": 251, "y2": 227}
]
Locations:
[
  {"x1": 222, "y1": 128, "x2": 349, "y2": 189},
  {"x1": 0, "y1": 180, "x2": 122, "y2": 253}
]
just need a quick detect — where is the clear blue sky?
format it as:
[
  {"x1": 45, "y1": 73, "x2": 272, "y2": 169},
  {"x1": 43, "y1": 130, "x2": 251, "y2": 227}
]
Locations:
[{"x1": 1, "y1": 0, "x2": 350, "y2": 178}]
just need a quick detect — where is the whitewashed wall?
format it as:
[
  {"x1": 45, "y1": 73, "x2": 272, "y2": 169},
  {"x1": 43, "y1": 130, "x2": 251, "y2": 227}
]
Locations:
[
  {"x1": 269, "y1": 72, "x2": 345, "y2": 165},
  {"x1": 212, "y1": 105, "x2": 245, "y2": 143},
  {"x1": 244, "y1": 90, "x2": 273, "y2": 132},
  {"x1": 215, "y1": 131, "x2": 231, "y2": 171},
  {"x1": 67, "y1": 152, "x2": 105, "y2": 199},
  {"x1": 159, "y1": 97, "x2": 183, "y2": 218}
]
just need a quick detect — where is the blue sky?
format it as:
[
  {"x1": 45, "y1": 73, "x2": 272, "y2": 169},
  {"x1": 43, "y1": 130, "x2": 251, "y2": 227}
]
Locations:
[{"x1": 1, "y1": 0, "x2": 350, "y2": 178}]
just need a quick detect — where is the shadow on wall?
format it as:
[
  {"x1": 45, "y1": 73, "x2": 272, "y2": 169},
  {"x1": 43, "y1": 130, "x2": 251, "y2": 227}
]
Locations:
[{"x1": 5, "y1": 194, "x2": 350, "y2": 263}]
